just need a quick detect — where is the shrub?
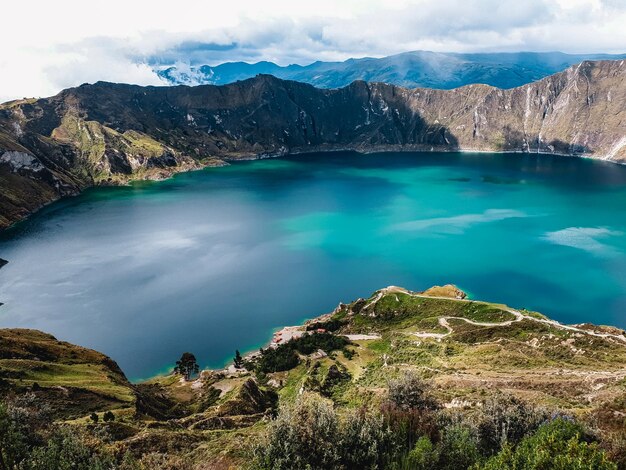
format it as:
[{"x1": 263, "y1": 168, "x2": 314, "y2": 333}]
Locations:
[
  {"x1": 26, "y1": 428, "x2": 115, "y2": 470},
  {"x1": 292, "y1": 332, "x2": 349, "y2": 355},
  {"x1": 253, "y1": 393, "x2": 340, "y2": 469},
  {"x1": 475, "y1": 418, "x2": 617, "y2": 470},
  {"x1": 257, "y1": 346, "x2": 299, "y2": 373},
  {"x1": 383, "y1": 371, "x2": 440, "y2": 450},
  {"x1": 437, "y1": 423, "x2": 481, "y2": 470},
  {"x1": 339, "y1": 408, "x2": 395, "y2": 469},
  {"x1": 0, "y1": 401, "x2": 29, "y2": 469},
  {"x1": 402, "y1": 436, "x2": 439, "y2": 470},
  {"x1": 306, "y1": 319, "x2": 345, "y2": 332},
  {"x1": 474, "y1": 393, "x2": 549, "y2": 454},
  {"x1": 255, "y1": 333, "x2": 349, "y2": 373},
  {"x1": 387, "y1": 371, "x2": 439, "y2": 412},
  {"x1": 253, "y1": 394, "x2": 395, "y2": 470},
  {"x1": 343, "y1": 348, "x2": 355, "y2": 360}
]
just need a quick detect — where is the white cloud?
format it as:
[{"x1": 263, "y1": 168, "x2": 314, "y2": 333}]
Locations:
[{"x1": 1, "y1": 0, "x2": 625, "y2": 102}]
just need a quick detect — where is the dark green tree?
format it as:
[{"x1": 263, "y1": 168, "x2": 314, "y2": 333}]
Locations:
[
  {"x1": 89, "y1": 413, "x2": 98, "y2": 424},
  {"x1": 102, "y1": 411, "x2": 114, "y2": 422},
  {"x1": 234, "y1": 350, "x2": 244, "y2": 369},
  {"x1": 174, "y1": 352, "x2": 199, "y2": 381}
]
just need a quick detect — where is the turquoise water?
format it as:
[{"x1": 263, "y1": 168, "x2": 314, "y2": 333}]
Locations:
[{"x1": 1, "y1": 151, "x2": 625, "y2": 379}]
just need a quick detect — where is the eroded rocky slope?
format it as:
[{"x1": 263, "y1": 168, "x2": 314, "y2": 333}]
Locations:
[{"x1": 0, "y1": 59, "x2": 624, "y2": 228}]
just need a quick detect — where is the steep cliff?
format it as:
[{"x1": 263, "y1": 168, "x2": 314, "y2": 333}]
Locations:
[{"x1": 0, "y1": 59, "x2": 624, "y2": 228}]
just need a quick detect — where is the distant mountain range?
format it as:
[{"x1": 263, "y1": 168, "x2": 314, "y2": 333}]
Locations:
[
  {"x1": 1, "y1": 59, "x2": 625, "y2": 229},
  {"x1": 155, "y1": 51, "x2": 626, "y2": 89}
]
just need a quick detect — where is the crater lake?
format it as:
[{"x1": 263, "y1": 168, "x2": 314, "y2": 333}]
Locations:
[{"x1": 1, "y1": 151, "x2": 626, "y2": 379}]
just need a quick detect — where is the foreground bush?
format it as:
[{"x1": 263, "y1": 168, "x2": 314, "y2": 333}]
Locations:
[
  {"x1": 475, "y1": 418, "x2": 617, "y2": 470},
  {"x1": 473, "y1": 393, "x2": 549, "y2": 455},
  {"x1": 0, "y1": 399, "x2": 133, "y2": 470},
  {"x1": 252, "y1": 393, "x2": 394, "y2": 470},
  {"x1": 382, "y1": 371, "x2": 440, "y2": 452},
  {"x1": 26, "y1": 429, "x2": 115, "y2": 470}
]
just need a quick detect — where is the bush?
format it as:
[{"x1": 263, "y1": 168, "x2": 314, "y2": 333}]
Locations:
[
  {"x1": 343, "y1": 348, "x2": 355, "y2": 360},
  {"x1": 387, "y1": 371, "x2": 439, "y2": 412},
  {"x1": 382, "y1": 371, "x2": 440, "y2": 451},
  {"x1": 0, "y1": 401, "x2": 29, "y2": 469},
  {"x1": 306, "y1": 319, "x2": 345, "y2": 332},
  {"x1": 402, "y1": 436, "x2": 439, "y2": 470},
  {"x1": 292, "y1": 332, "x2": 349, "y2": 355},
  {"x1": 437, "y1": 423, "x2": 481, "y2": 470},
  {"x1": 253, "y1": 393, "x2": 340, "y2": 469},
  {"x1": 253, "y1": 393, "x2": 395, "y2": 470},
  {"x1": 257, "y1": 346, "x2": 300, "y2": 373},
  {"x1": 474, "y1": 393, "x2": 549, "y2": 454},
  {"x1": 26, "y1": 428, "x2": 115, "y2": 470},
  {"x1": 339, "y1": 409, "x2": 395, "y2": 469},
  {"x1": 476, "y1": 418, "x2": 617, "y2": 470},
  {"x1": 255, "y1": 332, "x2": 350, "y2": 373},
  {"x1": 1, "y1": 399, "x2": 116, "y2": 470}
]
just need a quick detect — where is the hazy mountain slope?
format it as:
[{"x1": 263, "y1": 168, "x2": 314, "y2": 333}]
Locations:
[
  {"x1": 156, "y1": 51, "x2": 626, "y2": 89},
  {"x1": 0, "y1": 59, "x2": 624, "y2": 229}
]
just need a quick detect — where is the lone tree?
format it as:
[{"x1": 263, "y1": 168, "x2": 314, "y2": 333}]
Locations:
[
  {"x1": 103, "y1": 411, "x2": 115, "y2": 422},
  {"x1": 90, "y1": 412, "x2": 99, "y2": 424},
  {"x1": 174, "y1": 352, "x2": 199, "y2": 381},
  {"x1": 234, "y1": 350, "x2": 244, "y2": 369}
]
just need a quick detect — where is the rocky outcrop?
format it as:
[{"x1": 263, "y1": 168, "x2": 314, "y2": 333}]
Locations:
[
  {"x1": 134, "y1": 383, "x2": 189, "y2": 420},
  {"x1": 215, "y1": 378, "x2": 278, "y2": 417},
  {"x1": 0, "y1": 59, "x2": 624, "y2": 228},
  {"x1": 422, "y1": 284, "x2": 467, "y2": 299}
]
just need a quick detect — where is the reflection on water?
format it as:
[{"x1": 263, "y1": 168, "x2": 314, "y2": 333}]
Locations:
[{"x1": 1, "y1": 151, "x2": 625, "y2": 380}]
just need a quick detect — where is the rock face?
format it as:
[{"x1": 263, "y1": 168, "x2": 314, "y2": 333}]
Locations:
[
  {"x1": 422, "y1": 284, "x2": 467, "y2": 299},
  {"x1": 0, "y1": 59, "x2": 624, "y2": 228}
]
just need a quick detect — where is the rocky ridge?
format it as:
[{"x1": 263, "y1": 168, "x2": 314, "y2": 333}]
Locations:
[{"x1": 0, "y1": 59, "x2": 624, "y2": 229}]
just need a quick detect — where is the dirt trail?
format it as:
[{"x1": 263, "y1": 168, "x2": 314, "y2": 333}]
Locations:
[{"x1": 363, "y1": 286, "x2": 626, "y2": 344}]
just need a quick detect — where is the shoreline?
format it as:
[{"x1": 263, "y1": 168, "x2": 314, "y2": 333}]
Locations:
[
  {"x1": 2, "y1": 146, "x2": 624, "y2": 232},
  {"x1": 138, "y1": 284, "x2": 626, "y2": 384}
]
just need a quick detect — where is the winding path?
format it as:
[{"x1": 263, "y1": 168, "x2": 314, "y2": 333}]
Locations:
[{"x1": 364, "y1": 286, "x2": 626, "y2": 344}]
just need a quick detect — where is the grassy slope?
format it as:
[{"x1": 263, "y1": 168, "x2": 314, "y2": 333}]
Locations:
[
  {"x1": 0, "y1": 329, "x2": 135, "y2": 417},
  {"x1": 1, "y1": 286, "x2": 625, "y2": 465},
  {"x1": 326, "y1": 288, "x2": 626, "y2": 410}
]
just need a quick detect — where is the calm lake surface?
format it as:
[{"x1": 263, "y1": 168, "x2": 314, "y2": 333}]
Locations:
[{"x1": 1, "y1": 151, "x2": 626, "y2": 379}]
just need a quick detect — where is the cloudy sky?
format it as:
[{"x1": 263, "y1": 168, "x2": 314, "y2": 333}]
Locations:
[{"x1": 1, "y1": 0, "x2": 625, "y2": 102}]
